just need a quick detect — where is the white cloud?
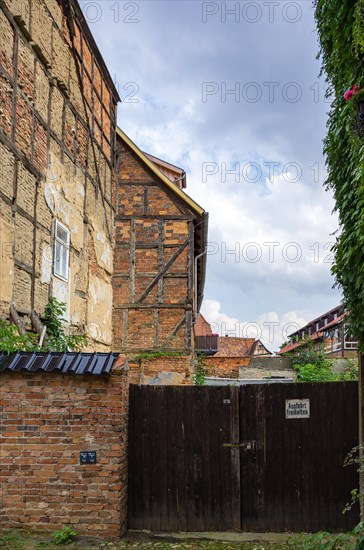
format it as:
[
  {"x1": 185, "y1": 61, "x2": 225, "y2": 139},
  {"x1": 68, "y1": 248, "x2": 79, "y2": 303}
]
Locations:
[
  {"x1": 85, "y1": 0, "x2": 342, "y2": 330},
  {"x1": 201, "y1": 299, "x2": 309, "y2": 352}
]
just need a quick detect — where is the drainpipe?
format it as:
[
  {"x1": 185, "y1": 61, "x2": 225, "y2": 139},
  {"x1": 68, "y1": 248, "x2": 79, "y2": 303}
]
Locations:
[{"x1": 194, "y1": 249, "x2": 207, "y2": 323}]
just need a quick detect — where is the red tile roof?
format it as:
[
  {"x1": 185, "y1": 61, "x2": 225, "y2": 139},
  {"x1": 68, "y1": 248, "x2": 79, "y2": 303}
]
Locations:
[
  {"x1": 279, "y1": 313, "x2": 346, "y2": 354},
  {"x1": 213, "y1": 337, "x2": 255, "y2": 358}
]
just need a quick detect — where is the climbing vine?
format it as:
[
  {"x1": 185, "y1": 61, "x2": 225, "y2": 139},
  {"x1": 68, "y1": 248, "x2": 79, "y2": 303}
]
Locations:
[
  {"x1": 315, "y1": 0, "x2": 364, "y2": 348},
  {"x1": 192, "y1": 354, "x2": 210, "y2": 385}
]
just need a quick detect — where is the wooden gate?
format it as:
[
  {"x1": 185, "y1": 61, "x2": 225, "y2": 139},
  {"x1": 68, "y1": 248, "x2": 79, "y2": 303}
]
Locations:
[{"x1": 128, "y1": 382, "x2": 359, "y2": 532}]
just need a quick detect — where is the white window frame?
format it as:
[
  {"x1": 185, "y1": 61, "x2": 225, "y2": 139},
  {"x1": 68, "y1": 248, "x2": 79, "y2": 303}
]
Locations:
[{"x1": 53, "y1": 220, "x2": 70, "y2": 281}]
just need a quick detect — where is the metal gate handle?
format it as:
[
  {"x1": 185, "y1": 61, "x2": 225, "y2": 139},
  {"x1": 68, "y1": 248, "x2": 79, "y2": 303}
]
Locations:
[{"x1": 223, "y1": 440, "x2": 256, "y2": 451}]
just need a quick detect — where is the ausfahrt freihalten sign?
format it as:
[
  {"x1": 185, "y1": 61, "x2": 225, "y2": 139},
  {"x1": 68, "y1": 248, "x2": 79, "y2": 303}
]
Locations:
[{"x1": 285, "y1": 399, "x2": 310, "y2": 419}]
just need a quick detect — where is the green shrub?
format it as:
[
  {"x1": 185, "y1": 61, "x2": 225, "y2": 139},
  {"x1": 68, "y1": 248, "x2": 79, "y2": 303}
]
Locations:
[{"x1": 51, "y1": 526, "x2": 77, "y2": 545}]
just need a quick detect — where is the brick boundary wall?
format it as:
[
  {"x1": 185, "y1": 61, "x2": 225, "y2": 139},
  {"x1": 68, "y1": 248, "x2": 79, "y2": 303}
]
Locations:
[
  {"x1": 203, "y1": 357, "x2": 250, "y2": 379},
  {"x1": 129, "y1": 355, "x2": 193, "y2": 385},
  {"x1": 0, "y1": 365, "x2": 129, "y2": 538}
]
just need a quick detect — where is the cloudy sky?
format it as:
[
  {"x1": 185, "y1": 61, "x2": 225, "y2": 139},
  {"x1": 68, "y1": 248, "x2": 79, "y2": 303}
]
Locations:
[{"x1": 80, "y1": 0, "x2": 341, "y2": 351}]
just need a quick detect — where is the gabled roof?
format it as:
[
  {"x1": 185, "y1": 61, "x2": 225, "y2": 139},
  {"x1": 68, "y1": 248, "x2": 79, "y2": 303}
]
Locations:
[
  {"x1": 116, "y1": 128, "x2": 204, "y2": 216},
  {"x1": 280, "y1": 313, "x2": 346, "y2": 354},
  {"x1": 0, "y1": 352, "x2": 126, "y2": 375},
  {"x1": 116, "y1": 127, "x2": 208, "y2": 313},
  {"x1": 250, "y1": 339, "x2": 274, "y2": 356},
  {"x1": 288, "y1": 304, "x2": 345, "y2": 338},
  {"x1": 279, "y1": 333, "x2": 322, "y2": 355},
  {"x1": 144, "y1": 152, "x2": 186, "y2": 189},
  {"x1": 195, "y1": 314, "x2": 213, "y2": 336}
]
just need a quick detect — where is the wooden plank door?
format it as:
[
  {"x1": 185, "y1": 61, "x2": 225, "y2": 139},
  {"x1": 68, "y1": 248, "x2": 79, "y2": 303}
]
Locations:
[
  {"x1": 128, "y1": 385, "x2": 241, "y2": 531},
  {"x1": 239, "y1": 382, "x2": 359, "y2": 532}
]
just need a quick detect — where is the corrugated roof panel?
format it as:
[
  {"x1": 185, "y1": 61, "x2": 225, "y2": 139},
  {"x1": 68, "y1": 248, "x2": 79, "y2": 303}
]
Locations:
[
  {"x1": 45, "y1": 353, "x2": 65, "y2": 372},
  {"x1": 13, "y1": 352, "x2": 33, "y2": 371},
  {"x1": 0, "y1": 352, "x2": 120, "y2": 375},
  {"x1": 76, "y1": 354, "x2": 92, "y2": 374},
  {"x1": 85, "y1": 354, "x2": 98, "y2": 374},
  {"x1": 94, "y1": 354, "x2": 115, "y2": 375},
  {"x1": 59, "y1": 354, "x2": 77, "y2": 373}
]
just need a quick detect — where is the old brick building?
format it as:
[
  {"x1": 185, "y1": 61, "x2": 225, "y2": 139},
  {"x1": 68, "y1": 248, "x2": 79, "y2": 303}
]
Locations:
[
  {"x1": 0, "y1": 0, "x2": 119, "y2": 350},
  {"x1": 113, "y1": 129, "x2": 208, "y2": 384},
  {"x1": 195, "y1": 314, "x2": 273, "y2": 378}
]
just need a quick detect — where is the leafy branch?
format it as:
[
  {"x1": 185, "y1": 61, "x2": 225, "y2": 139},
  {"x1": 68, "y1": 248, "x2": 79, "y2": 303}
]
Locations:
[{"x1": 0, "y1": 298, "x2": 87, "y2": 353}]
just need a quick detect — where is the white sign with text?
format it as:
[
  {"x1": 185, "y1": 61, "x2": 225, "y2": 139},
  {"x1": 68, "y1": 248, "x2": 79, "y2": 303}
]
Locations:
[{"x1": 285, "y1": 399, "x2": 310, "y2": 419}]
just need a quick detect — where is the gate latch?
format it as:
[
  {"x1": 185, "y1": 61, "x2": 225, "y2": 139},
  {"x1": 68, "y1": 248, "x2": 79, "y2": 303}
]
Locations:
[{"x1": 223, "y1": 440, "x2": 256, "y2": 451}]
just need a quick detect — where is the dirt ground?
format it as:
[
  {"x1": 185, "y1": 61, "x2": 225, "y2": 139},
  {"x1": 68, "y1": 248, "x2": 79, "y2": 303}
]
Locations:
[{"x1": 0, "y1": 529, "x2": 358, "y2": 550}]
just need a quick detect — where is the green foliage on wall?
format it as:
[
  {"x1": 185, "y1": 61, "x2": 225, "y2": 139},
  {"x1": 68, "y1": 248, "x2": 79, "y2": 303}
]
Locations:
[
  {"x1": 0, "y1": 321, "x2": 39, "y2": 353},
  {"x1": 291, "y1": 342, "x2": 358, "y2": 382},
  {"x1": 192, "y1": 354, "x2": 210, "y2": 385},
  {"x1": 315, "y1": 0, "x2": 364, "y2": 348},
  {"x1": 0, "y1": 298, "x2": 86, "y2": 353}
]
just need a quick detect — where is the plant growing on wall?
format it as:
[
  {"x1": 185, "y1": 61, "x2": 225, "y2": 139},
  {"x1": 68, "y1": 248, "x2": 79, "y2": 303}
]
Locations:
[
  {"x1": 0, "y1": 298, "x2": 87, "y2": 352},
  {"x1": 290, "y1": 342, "x2": 358, "y2": 382},
  {"x1": 43, "y1": 298, "x2": 87, "y2": 352},
  {"x1": 315, "y1": 0, "x2": 364, "y2": 348},
  {"x1": 192, "y1": 354, "x2": 210, "y2": 385},
  {"x1": 0, "y1": 320, "x2": 39, "y2": 353}
]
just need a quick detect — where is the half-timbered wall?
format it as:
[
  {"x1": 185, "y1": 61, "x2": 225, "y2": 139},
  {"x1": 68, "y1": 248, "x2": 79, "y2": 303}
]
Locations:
[
  {"x1": 0, "y1": 0, "x2": 118, "y2": 350},
  {"x1": 113, "y1": 139, "x2": 197, "y2": 384}
]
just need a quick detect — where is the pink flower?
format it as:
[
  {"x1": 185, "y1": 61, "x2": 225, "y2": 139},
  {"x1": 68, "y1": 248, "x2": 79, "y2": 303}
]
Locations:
[{"x1": 345, "y1": 85, "x2": 359, "y2": 101}]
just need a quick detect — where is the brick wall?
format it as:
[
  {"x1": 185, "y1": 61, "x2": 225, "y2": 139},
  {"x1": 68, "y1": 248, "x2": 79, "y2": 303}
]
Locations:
[
  {"x1": 129, "y1": 356, "x2": 193, "y2": 385},
  {"x1": 203, "y1": 356, "x2": 251, "y2": 378},
  {"x1": 0, "y1": 365, "x2": 129, "y2": 538}
]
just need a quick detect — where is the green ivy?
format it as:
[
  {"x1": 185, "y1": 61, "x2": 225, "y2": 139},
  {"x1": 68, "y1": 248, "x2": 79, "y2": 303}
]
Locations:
[
  {"x1": 315, "y1": 0, "x2": 364, "y2": 349},
  {"x1": 0, "y1": 298, "x2": 87, "y2": 353}
]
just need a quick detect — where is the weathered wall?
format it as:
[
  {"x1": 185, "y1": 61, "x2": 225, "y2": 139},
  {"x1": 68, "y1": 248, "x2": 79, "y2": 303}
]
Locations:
[
  {"x1": 204, "y1": 356, "x2": 295, "y2": 380},
  {"x1": 129, "y1": 356, "x2": 193, "y2": 385},
  {"x1": 240, "y1": 356, "x2": 295, "y2": 380},
  {"x1": 203, "y1": 357, "x2": 251, "y2": 379},
  {"x1": 0, "y1": 365, "x2": 129, "y2": 537},
  {"x1": 0, "y1": 0, "x2": 118, "y2": 350},
  {"x1": 113, "y1": 138, "x2": 197, "y2": 384}
]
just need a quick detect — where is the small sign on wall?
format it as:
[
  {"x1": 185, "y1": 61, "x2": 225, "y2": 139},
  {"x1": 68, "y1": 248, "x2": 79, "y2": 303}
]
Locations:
[
  {"x1": 80, "y1": 451, "x2": 97, "y2": 464},
  {"x1": 285, "y1": 399, "x2": 310, "y2": 419}
]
